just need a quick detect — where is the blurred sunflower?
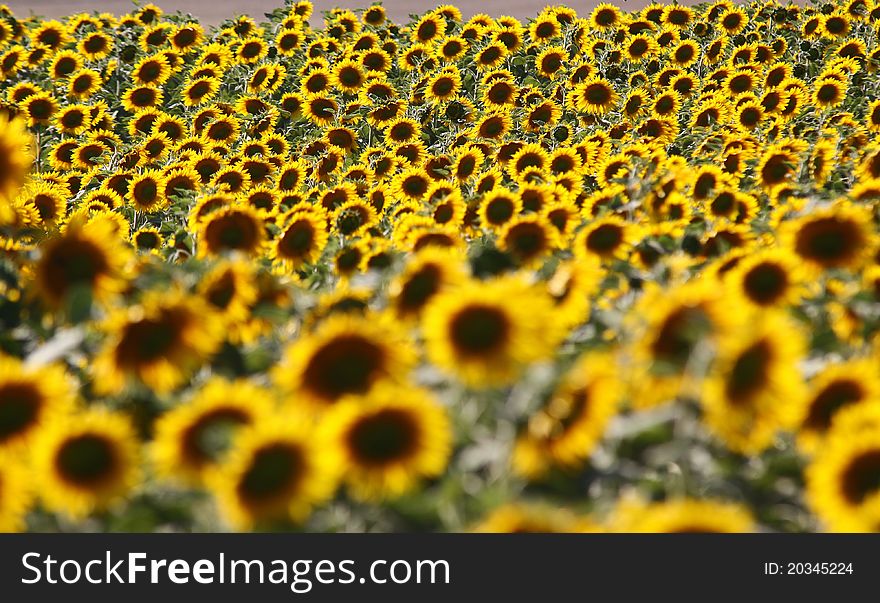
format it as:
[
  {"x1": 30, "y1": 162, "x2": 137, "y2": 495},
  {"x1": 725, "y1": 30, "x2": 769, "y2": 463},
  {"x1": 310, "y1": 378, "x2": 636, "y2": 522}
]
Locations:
[
  {"x1": 274, "y1": 313, "x2": 415, "y2": 409},
  {"x1": 209, "y1": 419, "x2": 339, "y2": 530},
  {"x1": 321, "y1": 383, "x2": 451, "y2": 501},
  {"x1": 153, "y1": 378, "x2": 274, "y2": 485},
  {"x1": 34, "y1": 409, "x2": 141, "y2": 519},
  {"x1": 92, "y1": 291, "x2": 224, "y2": 394},
  {"x1": 422, "y1": 275, "x2": 563, "y2": 387}
]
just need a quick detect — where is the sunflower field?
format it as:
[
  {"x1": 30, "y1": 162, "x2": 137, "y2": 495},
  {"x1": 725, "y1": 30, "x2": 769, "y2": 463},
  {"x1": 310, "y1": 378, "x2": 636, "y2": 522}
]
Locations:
[{"x1": 3, "y1": 0, "x2": 880, "y2": 534}]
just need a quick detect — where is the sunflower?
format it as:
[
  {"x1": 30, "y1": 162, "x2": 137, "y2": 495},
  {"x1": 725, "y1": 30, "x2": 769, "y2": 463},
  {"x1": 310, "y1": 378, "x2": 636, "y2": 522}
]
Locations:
[
  {"x1": 725, "y1": 247, "x2": 804, "y2": 308},
  {"x1": 425, "y1": 68, "x2": 462, "y2": 102},
  {"x1": 422, "y1": 275, "x2": 563, "y2": 388},
  {"x1": 813, "y1": 76, "x2": 847, "y2": 108},
  {"x1": 197, "y1": 204, "x2": 266, "y2": 258},
  {"x1": 34, "y1": 409, "x2": 141, "y2": 519},
  {"x1": 363, "y1": 4, "x2": 386, "y2": 25},
  {"x1": 210, "y1": 419, "x2": 338, "y2": 530},
  {"x1": 0, "y1": 355, "x2": 74, "y2": 454},
  {"x1": 133, "y1": 54, "x2": 172, "y2": 86},
  {"x1": 121, "y1": 85, "x2": 163, "y2": 113},
  {"x1": 32, "y1": 20, "x2": 69, "y2": 51},
  {"x1": 0, "y1": 450, "x2": 31, "y2": 531},
  {"x1": 274, "y1": 313, "x2": 414, "y2": 409},
  {"x1": 782, "y1": 204, "x2": 875, "y2": 272},
  {"x1": 270, "y1": 208, "x2": 329, "y2": 270},
  {"x1": 571, "y1": 77, "x2": 618, "y2": 115},
  {"x1": 92, "y1": 290, "x2": 224, "y2": 395},
  {"x1": 20, "y1": 91, "x2": 57, "y2": 127},
  {"x1": 475, "y1": 42, "x2": 507, "y2": 70},
  {"x1": 478, "y1": 189, "x2": 521, "y2": 231},
  {"x1": 807, "y1": 422, "x2": 880, "y2": 531},
  {"x1": 412, "y1": 13, "x2": 445, "y2": 44},
  {"x1": 574, "y1": 216, "x2": 639, "y2": 262},
  {"x1": 389, "y1": 247, "x2": 466, "y2": 321},
  {"x1": 796, "y1": 360, "x2": 880, "y2": 454},
  {"x1": 303, "y1": 94, "x2": 338, "y2": 126},
  {"x1": 153, "y1": 378, "x2": 273, "y2": 485},
  {"x1": 236, "y1": 36, "x2": 268, "y2": 64},
  {"x1": 182, "y1": 76, "x2": 220, "y2": 106},
  {"x1": 757, "y1": 144, "x2": 797, "y2": 189},
  {"x1": 702, "y1": 313, "x2": 806, "y2": 454},
  {"x1": 670, "y1": 40, "x2": 699, "y2": 67},
  {"x1": 473, "y1": 111, "x2": 512, "y2": 140},
  {"x1": 50, "y1": 50, "x2": 82, "y2": 79},
  {"x1": 320, "y1": 383, "x2": 450, "y2": 501},
  {"x1": 125, "y1": 169, "x2": 168, "y2": 212},
  {"x1": 630, "y1": 281, "x2": 735, "y2": 407},
  {"x1": 499, "y1": 215, "x2": 559, "y2": 267},
  {"x1": 612, "y1": 499, "x2": 755, "y2": 533},
  {"x1": 545, "y1": 258, "x2": 602, "y2": 328},
  {"x1": 34, "y1": 213, "x2": 131, "y2": 309},
  {"x1": 198, "y1": 259, "x2": 259, "y2": 328},
  {"x1": 513, "y1": 353, "x2": 619, "y2": 479},
  {"x1": 68, "y1": 69, "x2": 102, "y2": 99},
  {"x1": 590, "y1": 3, "x2": 622, "y2": 30},
  {"x1": 474, "y1": 503, "x2": 594, "y2": 533}
]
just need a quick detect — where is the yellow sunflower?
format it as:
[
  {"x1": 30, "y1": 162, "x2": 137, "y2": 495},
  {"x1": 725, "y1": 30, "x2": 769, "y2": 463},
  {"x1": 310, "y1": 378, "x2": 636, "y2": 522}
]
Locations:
[
  {"x1": 92, "y1": 290, "x2": 224, "y2": 395},
  {"x1": 274, "y1": 313, "x2": 415, "y2": 410},
  {"x1": 513, "y1": 353, "x2": 620, "y2": 479},
  {"x1": 701, "y1": 313, "x2": 806, "y2": 454},
  {"x1": 209, "y1": 418, "x2": 339, "y2": 530},
  {"x1": 34, "y1": 409, "x2": 141, "y2": 519},
  {"x1": 611, "y1": 498, "x2": 755, "y2": 533},
  {"x1": 34, "y1": 213, "x2": 131, "y2": 309},
  {"x1": 0, "y1": 355, "x2": 75, "y2": 453},
  {"x1": 422, "y1": 275, "x2": 564, "y2": 387},
  {"x1": 153, "y1": 378, "x2": 274, "y2": 485},
  {"x1": 320, "y1": 383, "x2": 451, "y2": 501}
]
